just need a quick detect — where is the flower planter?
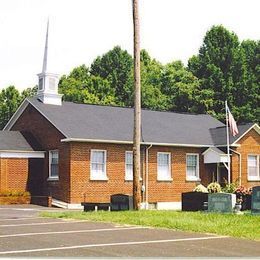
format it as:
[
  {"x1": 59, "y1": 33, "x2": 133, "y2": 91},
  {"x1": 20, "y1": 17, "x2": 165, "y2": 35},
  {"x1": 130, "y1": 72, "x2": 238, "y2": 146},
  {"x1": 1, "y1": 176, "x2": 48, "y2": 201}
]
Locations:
[
  {"x1": 0, "y1": 195, "x2": 31, "y2": 205},
  {"x1": 241, "y1": 194, "x2": 251, "y2": 211},
  {"x1": 182, "y1": 192, "x2": 208, "y2": 211}
]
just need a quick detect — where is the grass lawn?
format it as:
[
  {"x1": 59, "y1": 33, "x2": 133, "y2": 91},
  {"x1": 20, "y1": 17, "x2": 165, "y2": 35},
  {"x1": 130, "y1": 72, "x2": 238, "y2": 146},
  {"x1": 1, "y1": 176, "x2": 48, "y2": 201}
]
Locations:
[{"x1": 40, "y1": 210, "x2": 260, "y2": 241}]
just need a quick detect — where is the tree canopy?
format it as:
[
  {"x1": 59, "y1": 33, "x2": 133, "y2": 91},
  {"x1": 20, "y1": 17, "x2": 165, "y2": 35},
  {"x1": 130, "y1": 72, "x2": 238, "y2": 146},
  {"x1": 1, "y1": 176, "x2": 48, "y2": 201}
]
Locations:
[
  {"x1": 0, "y1": 25, "x2": 259, "y2": 129},
  {"x1": 188, "y1": 25, "x2": 259, "y2": 122}
]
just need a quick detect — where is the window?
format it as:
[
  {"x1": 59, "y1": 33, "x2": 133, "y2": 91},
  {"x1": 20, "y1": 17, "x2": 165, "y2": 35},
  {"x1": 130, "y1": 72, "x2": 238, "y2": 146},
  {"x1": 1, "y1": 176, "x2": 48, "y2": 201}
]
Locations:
[
  {"x1": 157, "y1": 152, "x2": 172, "y2": 181},
  {"x1": 186, "y1": 154, "x2": 200, "y2": 181},
  {"x1": 125, "y1": 151, "x2": 133, "y2": 180},
  {"x1": 49, "y1": 150, "x2": 59, "y2": 179},
  {"x1": 90, "y1": 150, "x2": 107, "y2": 180},
  {"x1": 248, "y1": 155, "x2": 260, "y2": 181}
]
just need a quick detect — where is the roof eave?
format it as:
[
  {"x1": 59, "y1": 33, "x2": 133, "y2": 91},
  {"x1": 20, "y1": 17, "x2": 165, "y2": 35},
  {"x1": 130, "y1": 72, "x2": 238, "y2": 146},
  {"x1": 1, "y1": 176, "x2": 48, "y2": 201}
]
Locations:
[
  {"x1": 61, "y1": 138, "x2": 214, "y2": 148},
  {"x1": 0, "y1": 150, "x2": 45, "y2": 158}
]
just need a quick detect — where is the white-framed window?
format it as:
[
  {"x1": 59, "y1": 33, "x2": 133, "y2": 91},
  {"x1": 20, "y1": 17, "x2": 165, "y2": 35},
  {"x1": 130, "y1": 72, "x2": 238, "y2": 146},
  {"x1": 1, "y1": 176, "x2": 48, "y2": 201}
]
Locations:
[
  {"x1": 90, "y1": 150, "x2": 107, "y2": 180},
  {"x1": 157, "y1": 152, "x2": 172, "y2": 181},
  {"x1": 186, "y1": 153, "x2": 200, "y2": 181},
  {"x1": 49, "y1": 150, "x2": 59, "y2": 180},
  {"x1": 248, "y1": 155, "x2": 260, "y2": 181},
  {"x1": 125, "y1": 151, "x2": 133, "y2": 181}
]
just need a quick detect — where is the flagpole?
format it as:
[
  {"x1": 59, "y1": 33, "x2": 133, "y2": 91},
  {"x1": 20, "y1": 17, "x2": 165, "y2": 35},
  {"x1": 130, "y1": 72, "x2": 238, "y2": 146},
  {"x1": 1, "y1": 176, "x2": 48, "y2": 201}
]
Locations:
[{"x1": 225, "y1": 100, "x2": 231, "y2": 184}]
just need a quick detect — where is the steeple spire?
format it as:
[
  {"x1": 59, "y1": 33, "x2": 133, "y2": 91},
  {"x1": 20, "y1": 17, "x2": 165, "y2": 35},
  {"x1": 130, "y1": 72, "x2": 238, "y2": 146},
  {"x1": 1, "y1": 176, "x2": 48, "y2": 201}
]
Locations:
[
  {"x1": 42, "y1": 18, "x2": 49, "y2": 73},
  {"x1": 37, "y1": 19, "x2": 63, "y2": 106}
]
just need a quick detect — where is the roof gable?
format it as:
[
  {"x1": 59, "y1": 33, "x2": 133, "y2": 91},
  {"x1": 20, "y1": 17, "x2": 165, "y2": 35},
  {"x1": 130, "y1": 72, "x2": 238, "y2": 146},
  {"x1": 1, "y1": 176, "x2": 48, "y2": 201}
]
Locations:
[{"x1": 210, "y1": 123, "x2": 259, "y2": 146}]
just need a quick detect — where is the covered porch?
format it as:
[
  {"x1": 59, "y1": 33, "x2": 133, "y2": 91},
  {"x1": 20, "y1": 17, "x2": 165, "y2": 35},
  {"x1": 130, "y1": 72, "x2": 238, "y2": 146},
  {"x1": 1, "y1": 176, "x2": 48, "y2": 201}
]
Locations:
[{"x1": 202, "y1": 147, "x2": 230, "y2": 186}]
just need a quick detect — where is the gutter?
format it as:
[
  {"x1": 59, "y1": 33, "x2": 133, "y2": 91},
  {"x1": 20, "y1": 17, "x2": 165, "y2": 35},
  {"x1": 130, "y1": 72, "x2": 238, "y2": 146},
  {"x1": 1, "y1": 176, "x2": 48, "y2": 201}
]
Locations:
[
  {"x1": 61, "y1": 138, "x2": 214, "y2": 148},
  {"x1": 145, "y1": 144, "x2": 152, "y2": 210}
]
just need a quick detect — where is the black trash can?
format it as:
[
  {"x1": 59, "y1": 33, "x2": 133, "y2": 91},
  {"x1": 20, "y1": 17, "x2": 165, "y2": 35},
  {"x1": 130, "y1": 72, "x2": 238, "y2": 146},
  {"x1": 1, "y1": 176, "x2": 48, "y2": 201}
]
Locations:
[
  {"x1": 110, "y1": 194, "x2": 133, "y2": 211},
  {"x1": 182, "y1": 192, "x2": 208, "y2": 211}
]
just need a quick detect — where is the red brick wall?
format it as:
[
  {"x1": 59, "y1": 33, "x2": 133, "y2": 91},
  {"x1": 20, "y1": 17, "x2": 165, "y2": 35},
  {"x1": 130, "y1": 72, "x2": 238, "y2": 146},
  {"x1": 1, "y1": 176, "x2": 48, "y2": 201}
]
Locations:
[
  {"x1": 0, "y1": 158, "x2": 28, "y2": 192},
  {"x1": 69, "y1": 142, "x2": 206, "y2": 204},
  {"x1": 232, "y1": 128, "x2": 260, "y2": 188},
  {"x1": 11, "y1": 104, "x2": 69, "y2": 201},
  {"x1": 147, "y1": 146, "x2": 205, "y2": 203}
]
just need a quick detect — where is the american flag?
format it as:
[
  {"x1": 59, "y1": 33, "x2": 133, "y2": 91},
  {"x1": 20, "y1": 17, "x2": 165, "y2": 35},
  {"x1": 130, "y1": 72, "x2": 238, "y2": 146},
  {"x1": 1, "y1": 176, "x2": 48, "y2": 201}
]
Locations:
[{"x1": 227, "y1": 106, "x2": 239, "y2": 136}]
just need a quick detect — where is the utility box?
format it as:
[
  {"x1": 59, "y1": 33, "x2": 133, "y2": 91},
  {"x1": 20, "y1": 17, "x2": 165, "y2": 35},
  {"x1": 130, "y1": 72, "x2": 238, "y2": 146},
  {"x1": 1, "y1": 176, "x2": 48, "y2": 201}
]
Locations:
[
  {"x1": 251, "y1": 186, "x2": 260, "y2": 214},
  {"x1": 182, "y1": 192, "x2": 208, "y2": 211},
  {"x1": 110, "y1": 194, "x2": 133, "y2": 211}
]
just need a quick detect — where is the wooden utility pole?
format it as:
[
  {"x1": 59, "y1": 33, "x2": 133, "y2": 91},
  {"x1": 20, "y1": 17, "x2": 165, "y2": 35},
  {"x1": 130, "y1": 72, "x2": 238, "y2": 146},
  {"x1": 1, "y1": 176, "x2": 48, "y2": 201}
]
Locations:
[{"x1": 132, "y1": 0, "x2": 141, "y2": 210}]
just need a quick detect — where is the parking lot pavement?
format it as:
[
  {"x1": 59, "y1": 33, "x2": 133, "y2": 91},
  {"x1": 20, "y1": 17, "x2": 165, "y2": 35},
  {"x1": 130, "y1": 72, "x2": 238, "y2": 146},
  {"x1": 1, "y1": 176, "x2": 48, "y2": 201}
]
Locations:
[{"x1": 0, "y1": 205, "x2": 260, "y2": 257}]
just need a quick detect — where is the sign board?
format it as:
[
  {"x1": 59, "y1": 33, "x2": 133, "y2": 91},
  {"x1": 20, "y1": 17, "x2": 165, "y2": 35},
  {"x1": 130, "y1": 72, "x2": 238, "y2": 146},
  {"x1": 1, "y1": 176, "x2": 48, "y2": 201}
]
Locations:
[
  {"x1": 208, "y1": 193, "x2": 236, "y2": 213},
  {"x1": 251, "y1": 186, "x2": 260, "y2": 214}
]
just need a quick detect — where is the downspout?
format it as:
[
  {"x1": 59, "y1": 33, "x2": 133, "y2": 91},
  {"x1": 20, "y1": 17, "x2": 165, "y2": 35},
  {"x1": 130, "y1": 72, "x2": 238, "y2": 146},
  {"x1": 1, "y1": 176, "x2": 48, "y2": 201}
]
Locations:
[
  {"x1": 230, "y1": 148, "x2": 242, "y2": 186},
  {"x1": 145, "y1": 144, "x2": 152, "y2": 209}
]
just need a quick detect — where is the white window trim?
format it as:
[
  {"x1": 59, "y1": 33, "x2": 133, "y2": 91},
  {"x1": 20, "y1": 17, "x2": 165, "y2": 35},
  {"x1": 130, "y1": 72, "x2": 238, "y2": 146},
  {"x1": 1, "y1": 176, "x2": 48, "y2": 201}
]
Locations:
[
  {"x1": 186, "y1": 153, "x2": 200, "y2": 181},
  {"x1": 48, "y1": 150, "x2": 59, "y2": 181},
  {"x1": 247, "y1": 154, "x2": 260, "y2": 181},
  {"x1": 90, "y1": 149, "x2": 108, "y2": 181},
  {"x1": 124, "y1": 151, "x2": 142, "y2": 181},
  {"x1": 157, "y1": 152, "x2": 173, "y2": 181},
  {"x1": 125, "y1": 151, "x2": 133, "y2": 181}
]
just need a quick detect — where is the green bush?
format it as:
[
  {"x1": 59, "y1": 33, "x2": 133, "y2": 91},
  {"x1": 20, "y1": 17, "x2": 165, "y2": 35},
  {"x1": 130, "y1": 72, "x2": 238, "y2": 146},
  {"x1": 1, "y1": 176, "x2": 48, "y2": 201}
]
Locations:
[
  {"x1": 222, "y1": 179, "x2": 239, "y2": 193},
  {"x1": 193, "y1": 184, "x2": 208, "y2": 193},
  {"x1": 207, "y1": 182, "x2": 221, "y2": 193},
  {"x1": 0, "y1": 190, "x2": 30, "y2": 197}
]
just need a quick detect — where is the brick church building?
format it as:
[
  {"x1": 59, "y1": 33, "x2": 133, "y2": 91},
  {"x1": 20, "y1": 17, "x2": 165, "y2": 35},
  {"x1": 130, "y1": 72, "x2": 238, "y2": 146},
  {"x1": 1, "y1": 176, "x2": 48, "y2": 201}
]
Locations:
[{"x1": 0, "y1": 23, "x2": 259, "y2": 209}]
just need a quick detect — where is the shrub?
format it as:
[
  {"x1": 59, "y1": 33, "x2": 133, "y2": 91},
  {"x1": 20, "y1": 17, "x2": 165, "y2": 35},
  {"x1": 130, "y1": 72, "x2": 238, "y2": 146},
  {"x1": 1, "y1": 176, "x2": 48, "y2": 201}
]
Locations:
[
  {"x1": 193, "y1": 184, "x2": 208, "y2": 193},
  {"x1": 0, "y1": 190, "x2": 30, "y2": 197},
  {"x1": 222, "y1": 181, "x2": 239, "y2": 194},
  {"x1": 207, "y1": 182, "x2": 221, "y2": 193},
  {"x1": 235, "y1": 186, "x2": 252, "y2": 199}
]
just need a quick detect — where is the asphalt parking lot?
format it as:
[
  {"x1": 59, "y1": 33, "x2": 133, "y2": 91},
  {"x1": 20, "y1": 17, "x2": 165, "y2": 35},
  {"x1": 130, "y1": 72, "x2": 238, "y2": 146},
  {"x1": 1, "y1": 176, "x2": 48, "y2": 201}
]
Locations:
[{"x1": 0, "y1": 205, "x2": 259, "y2": 257}]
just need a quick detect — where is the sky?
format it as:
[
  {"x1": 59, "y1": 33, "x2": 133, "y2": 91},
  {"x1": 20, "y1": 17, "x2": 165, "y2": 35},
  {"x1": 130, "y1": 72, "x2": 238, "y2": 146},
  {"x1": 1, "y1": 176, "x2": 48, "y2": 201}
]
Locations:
[{"x1": 0, "y1": 0, "x2": 259, "y2": 91}]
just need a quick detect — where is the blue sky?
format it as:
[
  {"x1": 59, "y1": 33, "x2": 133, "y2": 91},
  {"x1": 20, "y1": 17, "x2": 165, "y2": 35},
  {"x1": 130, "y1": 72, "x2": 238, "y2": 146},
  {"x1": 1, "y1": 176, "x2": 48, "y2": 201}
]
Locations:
[{"x1": 0, "y1": 0, "x2": 259, "y2": 91}]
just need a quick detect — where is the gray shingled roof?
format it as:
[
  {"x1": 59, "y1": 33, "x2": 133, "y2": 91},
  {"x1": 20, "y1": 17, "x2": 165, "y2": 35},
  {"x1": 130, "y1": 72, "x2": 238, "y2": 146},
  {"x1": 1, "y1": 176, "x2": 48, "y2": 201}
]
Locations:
[
  {"x1": 0, "y1": 131, "x2": 33, "y2": 151},
  {"x1": 210, "y1": 123, "x2": 255, "y2": 146},
  {"x1": 28, "y1": 97, "x2": 225, "y2": 146}
]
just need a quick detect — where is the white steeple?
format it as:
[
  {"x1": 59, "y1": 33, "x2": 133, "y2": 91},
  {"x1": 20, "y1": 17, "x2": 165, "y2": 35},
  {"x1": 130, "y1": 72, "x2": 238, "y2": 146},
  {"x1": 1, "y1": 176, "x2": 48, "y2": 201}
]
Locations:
[{"x1": 37, "y1": 19, "x2": 62, "y2": 106}]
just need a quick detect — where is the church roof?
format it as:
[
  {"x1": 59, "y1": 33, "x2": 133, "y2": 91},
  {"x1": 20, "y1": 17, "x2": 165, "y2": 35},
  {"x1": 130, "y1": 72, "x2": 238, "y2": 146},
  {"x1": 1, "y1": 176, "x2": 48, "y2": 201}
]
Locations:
[
  {"x1": 27, "y1": 97, "x2": 225, "y2": 146},
  {"x1": 5, "y1": 97, "x2": 259, "y2": 147}
]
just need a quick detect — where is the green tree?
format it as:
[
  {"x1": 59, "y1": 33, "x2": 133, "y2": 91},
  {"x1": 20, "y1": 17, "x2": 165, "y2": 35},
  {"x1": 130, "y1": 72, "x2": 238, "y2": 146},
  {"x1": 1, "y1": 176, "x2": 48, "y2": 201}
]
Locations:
[
  {"x1": 21, "y1": 86, "x2": 38, "y2": 101},
  {"x1": 90, "y1": 46, "x2": 133, "y2": 104},
  {"x1": 59, "y1": 65, "x2": 117, "y2": 105},
  {"x1": 188, "y1": 25, "x2": 248, "y2": 121},
  {"x1": 124, "y1": 50, "x2": 168, "y2": 109},
  {"x1": 161, "y1": 61, "x2": 200, "y2": 112},
  {"x1": 239, "y1": 40, "x2": 260, "y2": 123},
  {"x1": 0, "y1": 86, "x2": 21, "y2": 129}
]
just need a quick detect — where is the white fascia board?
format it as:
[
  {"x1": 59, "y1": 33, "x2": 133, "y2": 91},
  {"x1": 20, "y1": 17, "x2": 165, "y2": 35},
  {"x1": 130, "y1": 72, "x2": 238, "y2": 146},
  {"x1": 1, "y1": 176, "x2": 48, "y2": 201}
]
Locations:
[
  {"x1": 216, "y1": 144, "x2": 241, "y2": 148},
  {"x1": 0, "y1": 150, "x2": 45, "y2": 158},
  {"x1": 202, "y1": 147, "x2": 226, "y2": 156},
  {"x1": 231, "y1": 123, "x2": 260, "y2": 145},
  {"x1": 202, "y1": 147, "x2": 212, "y2": 155},
  {"x1": 61, "y1": 138, "x2": 213, "y2": 148},
  {"x1": 3, "y1": 99, "x2": 29, "y2": 130}
]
